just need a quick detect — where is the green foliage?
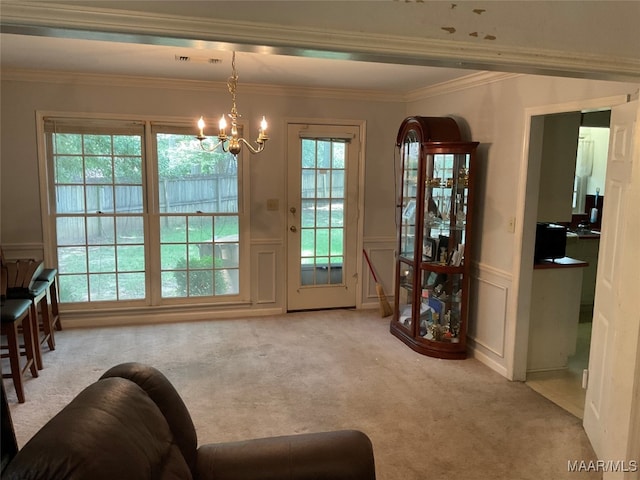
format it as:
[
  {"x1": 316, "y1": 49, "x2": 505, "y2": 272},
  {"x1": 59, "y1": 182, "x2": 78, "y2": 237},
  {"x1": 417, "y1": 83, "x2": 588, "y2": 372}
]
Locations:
[
  {"x1": 156, "y1": 133, "x2": 237, "y2": 178},
  {"x1": 53, "y1": 133, "x2": 143, "y2": 184},
  {"x1": 53, "y1": 132, "x2": 238, "y2": 184},
  {"x1": 173, "y1": 255, "x2": 230, "y2": 297}
]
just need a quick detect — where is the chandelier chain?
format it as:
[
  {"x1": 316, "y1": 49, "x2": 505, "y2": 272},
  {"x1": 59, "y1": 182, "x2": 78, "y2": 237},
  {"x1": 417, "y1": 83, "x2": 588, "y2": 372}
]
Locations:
[{"x1": 227, "y1": 52, "x2": 239, "y2": 119}]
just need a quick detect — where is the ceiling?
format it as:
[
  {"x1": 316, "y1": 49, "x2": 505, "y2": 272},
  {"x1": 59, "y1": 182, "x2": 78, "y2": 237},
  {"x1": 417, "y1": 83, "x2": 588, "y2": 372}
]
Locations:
[
  {"x1": 3, "y1": 1, "x2": 636, "y2": 92},
  {"x1": 0, "y1": 32, "x2": 481, "y2": 93}
]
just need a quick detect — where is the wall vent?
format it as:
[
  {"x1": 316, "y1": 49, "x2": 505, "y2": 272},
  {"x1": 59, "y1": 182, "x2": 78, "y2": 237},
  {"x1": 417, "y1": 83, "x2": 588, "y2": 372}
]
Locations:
[{"x1": 174, "y1": 55, "x2": 222, "y2": 64}]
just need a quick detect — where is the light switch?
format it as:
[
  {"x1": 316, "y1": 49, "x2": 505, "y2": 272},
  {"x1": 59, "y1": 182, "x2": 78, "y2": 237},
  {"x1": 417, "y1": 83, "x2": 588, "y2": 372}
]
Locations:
[{"x1": 507, "y1": 217, "x2": 516, "y2": 233}]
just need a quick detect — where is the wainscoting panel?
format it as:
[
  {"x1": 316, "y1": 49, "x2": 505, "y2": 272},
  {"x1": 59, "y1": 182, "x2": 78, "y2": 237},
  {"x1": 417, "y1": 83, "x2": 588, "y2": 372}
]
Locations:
[
  {"x1": 250, "y1": 239, "x2": 283, "y2": 307},
  {"x1": 469, "y1": 277, "x2": 507, "y2": 357},
  {"x1": 256, "y1": 250, "x2": 277, "y2": 304},
  {"x1": 468, "y1": 263, "x2": 511, "y2": 377}
]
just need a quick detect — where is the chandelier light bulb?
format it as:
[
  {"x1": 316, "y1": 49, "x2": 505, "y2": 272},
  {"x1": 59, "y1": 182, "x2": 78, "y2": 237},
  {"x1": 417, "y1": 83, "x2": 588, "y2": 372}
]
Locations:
[{"x1": 197, "y1": 116, "x2": 206, "y2": 139}]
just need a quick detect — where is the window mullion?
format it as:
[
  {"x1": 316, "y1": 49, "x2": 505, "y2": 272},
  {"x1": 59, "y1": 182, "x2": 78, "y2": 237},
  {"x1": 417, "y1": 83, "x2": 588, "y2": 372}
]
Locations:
[{"x1": 144, "y1": 120, "x2": 162, "y2": 306}]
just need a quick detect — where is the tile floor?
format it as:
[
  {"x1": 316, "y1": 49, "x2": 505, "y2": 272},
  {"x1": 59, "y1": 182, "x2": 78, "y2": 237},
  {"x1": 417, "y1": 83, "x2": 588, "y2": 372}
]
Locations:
[{"x1": 525, "y1": 321, "x2": 592, "y2": 418}]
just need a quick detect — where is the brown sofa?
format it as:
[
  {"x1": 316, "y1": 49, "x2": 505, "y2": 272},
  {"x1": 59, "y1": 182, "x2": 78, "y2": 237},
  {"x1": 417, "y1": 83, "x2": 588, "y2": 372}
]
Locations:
[{"x1": 2, "y1": 362, "x2": 376, "y2": 479}]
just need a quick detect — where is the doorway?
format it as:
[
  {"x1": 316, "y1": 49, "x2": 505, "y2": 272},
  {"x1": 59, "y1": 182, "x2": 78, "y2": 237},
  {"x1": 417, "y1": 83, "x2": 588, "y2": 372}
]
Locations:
[
  {"x1": 286, "y1": 122, "x2": 362, "y2": 311},
  {"x1": 524, "y1": 112, "x2": 611, "y2": 418},
  {"x1": 514, "y1": 97, "x2": 640, "y2": 458},
  {"x1": 512, "y1": 95, "x2": 640, "y2": 459}
]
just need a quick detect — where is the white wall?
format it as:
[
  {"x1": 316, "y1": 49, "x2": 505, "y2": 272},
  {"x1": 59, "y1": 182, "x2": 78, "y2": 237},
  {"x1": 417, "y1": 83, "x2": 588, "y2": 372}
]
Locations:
[{"x1": 406, "y1": 75, "x2": 639, "y2": 377}]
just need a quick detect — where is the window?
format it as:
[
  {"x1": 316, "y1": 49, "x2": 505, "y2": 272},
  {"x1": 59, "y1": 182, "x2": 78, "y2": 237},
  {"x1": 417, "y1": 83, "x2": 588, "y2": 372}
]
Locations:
[
  {"x1": 299, "y1": 138, "x2": 346, "y2": 285},
  {"x1": 573, "y1": 134, "x2": 594, "y2": 214},
  {"x1": 43, "y1": 117, "x2": 247, "y2": 307},
  {"x1": 153, "y1": 128, "x2": 240, "y2": 298}
]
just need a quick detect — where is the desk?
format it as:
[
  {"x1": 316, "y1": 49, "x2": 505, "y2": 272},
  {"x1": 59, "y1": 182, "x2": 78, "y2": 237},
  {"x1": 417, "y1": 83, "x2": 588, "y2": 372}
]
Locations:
[{"x1": 527, "y1": 257, "x2": 588, "y2": 372}]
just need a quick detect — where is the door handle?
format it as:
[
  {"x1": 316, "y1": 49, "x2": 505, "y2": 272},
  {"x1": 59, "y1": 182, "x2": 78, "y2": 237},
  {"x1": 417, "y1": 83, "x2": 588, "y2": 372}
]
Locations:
[
  {"x1": 290, "y1": 207, "x2": 296, "y2": 214},
  {"x1": 290, "y1": 225, "x2": 297, "y2": 232}
]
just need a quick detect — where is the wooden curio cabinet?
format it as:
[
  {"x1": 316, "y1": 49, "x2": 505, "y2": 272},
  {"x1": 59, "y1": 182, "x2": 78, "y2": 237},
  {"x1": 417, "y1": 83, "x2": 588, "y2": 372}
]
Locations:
[{"x1": 391, "y1": 117, "x2": 479, "y2": 359}]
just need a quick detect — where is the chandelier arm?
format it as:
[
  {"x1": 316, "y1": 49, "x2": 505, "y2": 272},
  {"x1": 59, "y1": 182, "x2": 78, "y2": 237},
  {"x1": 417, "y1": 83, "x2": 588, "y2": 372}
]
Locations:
[
  {"x1": 238, "y1": 137, "x2": 266, "y2": 155},
  {"x1": 198, "y1": 138, "x2": 225, "y2": 153}
]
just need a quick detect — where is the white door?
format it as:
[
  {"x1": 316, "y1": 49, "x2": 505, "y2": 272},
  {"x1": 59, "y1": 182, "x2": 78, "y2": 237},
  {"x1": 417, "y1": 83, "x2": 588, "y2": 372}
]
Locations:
[
  {"x1": 286, "y1": 123, "x2": 361, "y2": 311},
  {"x1": 583, "y1": 100, "x2": 640, "y2": 460}
]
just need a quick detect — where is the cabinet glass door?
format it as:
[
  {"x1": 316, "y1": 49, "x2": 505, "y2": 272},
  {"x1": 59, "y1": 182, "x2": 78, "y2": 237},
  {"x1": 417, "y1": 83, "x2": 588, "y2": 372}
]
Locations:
[
  {"x1": 423, "y1": 153, "x2": 470, "y2": 265},
  {"x1": 396, "y1": 261, "x2": 415, "y2": 332},
  {"x1": 419, "y1": 268, "x2": 463, "y2": 343},
  {"x1": 399, "y1": 131, "x2": 419, "y2": 259}
]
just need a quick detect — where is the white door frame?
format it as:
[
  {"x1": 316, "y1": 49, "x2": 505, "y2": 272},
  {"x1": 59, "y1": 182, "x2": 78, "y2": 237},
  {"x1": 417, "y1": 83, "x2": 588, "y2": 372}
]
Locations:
[
  {"x1": 510, "y1": 94, "x2": 629, "y2": 382},
  {"x1": 284, "y1": 117, "x2": 366, "y2": 311}
]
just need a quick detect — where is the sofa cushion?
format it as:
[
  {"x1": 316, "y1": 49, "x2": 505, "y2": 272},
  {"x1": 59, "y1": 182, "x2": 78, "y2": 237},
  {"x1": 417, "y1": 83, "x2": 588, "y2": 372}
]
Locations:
[{"x1": 3, "y1": 377, "x2": 192, "y2": 480}]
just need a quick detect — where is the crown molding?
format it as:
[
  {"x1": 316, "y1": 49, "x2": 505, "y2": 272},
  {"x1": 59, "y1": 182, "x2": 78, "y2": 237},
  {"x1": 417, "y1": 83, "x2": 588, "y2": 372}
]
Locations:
[
  {"x1": 2, "y1": 1, "x2": 639, "y2": 83},
  {"x1": 2, "y1": 67, "x2": 524, "y2": 104},
  {"x1": 0, "y1": 68, "x2": 406, "y2": 102},
  {"x1": 405, "y1": 71, "x2": 522, "y2": 102}
]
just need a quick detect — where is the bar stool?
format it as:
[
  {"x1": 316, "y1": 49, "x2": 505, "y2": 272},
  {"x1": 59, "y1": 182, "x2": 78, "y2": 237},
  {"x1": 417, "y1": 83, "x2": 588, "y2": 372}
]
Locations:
[
  {"x1": 1, "y1": 265, "x2": 39, "y2": 403},
  {"x1": 1, "y1": 299, "x2": 38, "y2": 403},
  {"x1": 36, "y1": 268, "x2": 62, "y2": 332},
  {"x1": 6, "y1": 281, "x2": 52, "y2": 370}
]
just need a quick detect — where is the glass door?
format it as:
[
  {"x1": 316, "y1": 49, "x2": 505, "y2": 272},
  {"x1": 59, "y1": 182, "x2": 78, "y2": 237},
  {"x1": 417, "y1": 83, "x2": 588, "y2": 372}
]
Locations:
[{"x1": 286, "y1": 124, "x2": 361, "y2": 311}]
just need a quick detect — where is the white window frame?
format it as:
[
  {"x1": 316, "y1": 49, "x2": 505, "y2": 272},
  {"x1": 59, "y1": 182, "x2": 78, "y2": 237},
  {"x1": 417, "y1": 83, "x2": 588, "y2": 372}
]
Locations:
[{"x1": 36, "y1": 112, "x2": 251, "y2": 312}]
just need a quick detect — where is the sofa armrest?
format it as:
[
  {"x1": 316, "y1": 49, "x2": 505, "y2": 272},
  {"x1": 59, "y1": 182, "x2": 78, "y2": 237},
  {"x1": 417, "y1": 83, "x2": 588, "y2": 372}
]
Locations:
[
  {"x1": 100, "y1": 362, "x2": 198, "y2": 472},
  {"x1": 196, "y1": 429, "x2": 375, "y2": 480}
]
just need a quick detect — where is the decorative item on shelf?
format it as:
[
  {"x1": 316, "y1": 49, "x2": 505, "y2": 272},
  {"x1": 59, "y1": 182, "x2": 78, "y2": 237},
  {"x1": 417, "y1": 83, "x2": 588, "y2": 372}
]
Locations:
[
  {"x1": 452, "y1": 289, "x2": 462, "y2": 303},
  {"x1": 401, "y1": 268, "x2": 413, "y2": 285},
  {"x1": 459, "y1": 167, "x2": 469, "y2": 187},
  {"x1": 427, "y1": 322, "x2": 447, "y2": 341},
  {"x1": 443, "y1": 310, "x2": 451, "y2": 329},
  {"x1": 426, "y1": 178, "x2": 441, "y2": 187},
  {"x1": 446, "y1": 178, "x2": 454, "y2": 188},
  {"x1": 439, "y1": 247, "x2": 447, "y2": 265},
  {"x1": 402, "y1": 199, "x2": 416, "y2": 221},
  {"x1": 423, "y1": 237, "x2": 437, "y2": 262},
  {"x1": 440, "y1": 198, "x2": 451, "y2": 222},
  {"x1": 455, "y1": 193, "x2": 466, "y2": 227},
  {"x1": 426, "y1": 197, "x2": 441, "y2": 223},
  {"x1": 450, "y1": 243, "x2": 464, "y2": 267},
  {"x1": 196, "y1": 51, "x2": 268, "y2": 157},
  {"x1": 590, "y1": 187, "x2": 600, "y2": 224}
]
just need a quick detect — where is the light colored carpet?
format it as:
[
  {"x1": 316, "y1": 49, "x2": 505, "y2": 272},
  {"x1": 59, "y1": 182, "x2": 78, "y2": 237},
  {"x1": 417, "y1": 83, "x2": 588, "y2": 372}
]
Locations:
[{"x1": 5, "y1": 309, "x2": 600, "y2": 480}]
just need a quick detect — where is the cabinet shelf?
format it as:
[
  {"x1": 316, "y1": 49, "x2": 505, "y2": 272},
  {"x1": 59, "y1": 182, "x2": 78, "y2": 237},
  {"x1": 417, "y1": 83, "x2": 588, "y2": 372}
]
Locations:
[
  {"x1": 391, "y1": 116, "x2": 479, "y2": 359},
  {"x1": 419, "y1": 263, "x2": 465, "y2": 274}
]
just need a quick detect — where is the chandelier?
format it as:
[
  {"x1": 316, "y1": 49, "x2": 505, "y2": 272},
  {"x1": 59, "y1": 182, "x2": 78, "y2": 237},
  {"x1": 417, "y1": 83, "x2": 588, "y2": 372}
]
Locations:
[{"x1": 196, "y1": 51, "x2": 268, "y2": 156}]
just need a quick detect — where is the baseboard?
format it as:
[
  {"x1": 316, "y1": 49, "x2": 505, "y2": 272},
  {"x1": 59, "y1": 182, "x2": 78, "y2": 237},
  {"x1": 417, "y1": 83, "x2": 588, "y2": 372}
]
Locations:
[
  {"x1": 468, "y1": 341, "x2": 511, "y2": 380},
  {"x1": 60, "y1": 306, "x2": 285, "y2": 329}
]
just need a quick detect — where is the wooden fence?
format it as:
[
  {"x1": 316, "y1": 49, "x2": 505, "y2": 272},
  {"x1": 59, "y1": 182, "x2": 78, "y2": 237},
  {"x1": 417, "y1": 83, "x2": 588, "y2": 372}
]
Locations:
[{"x1": 55, "y1": 175, "x2": 237, "y2": 241}]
